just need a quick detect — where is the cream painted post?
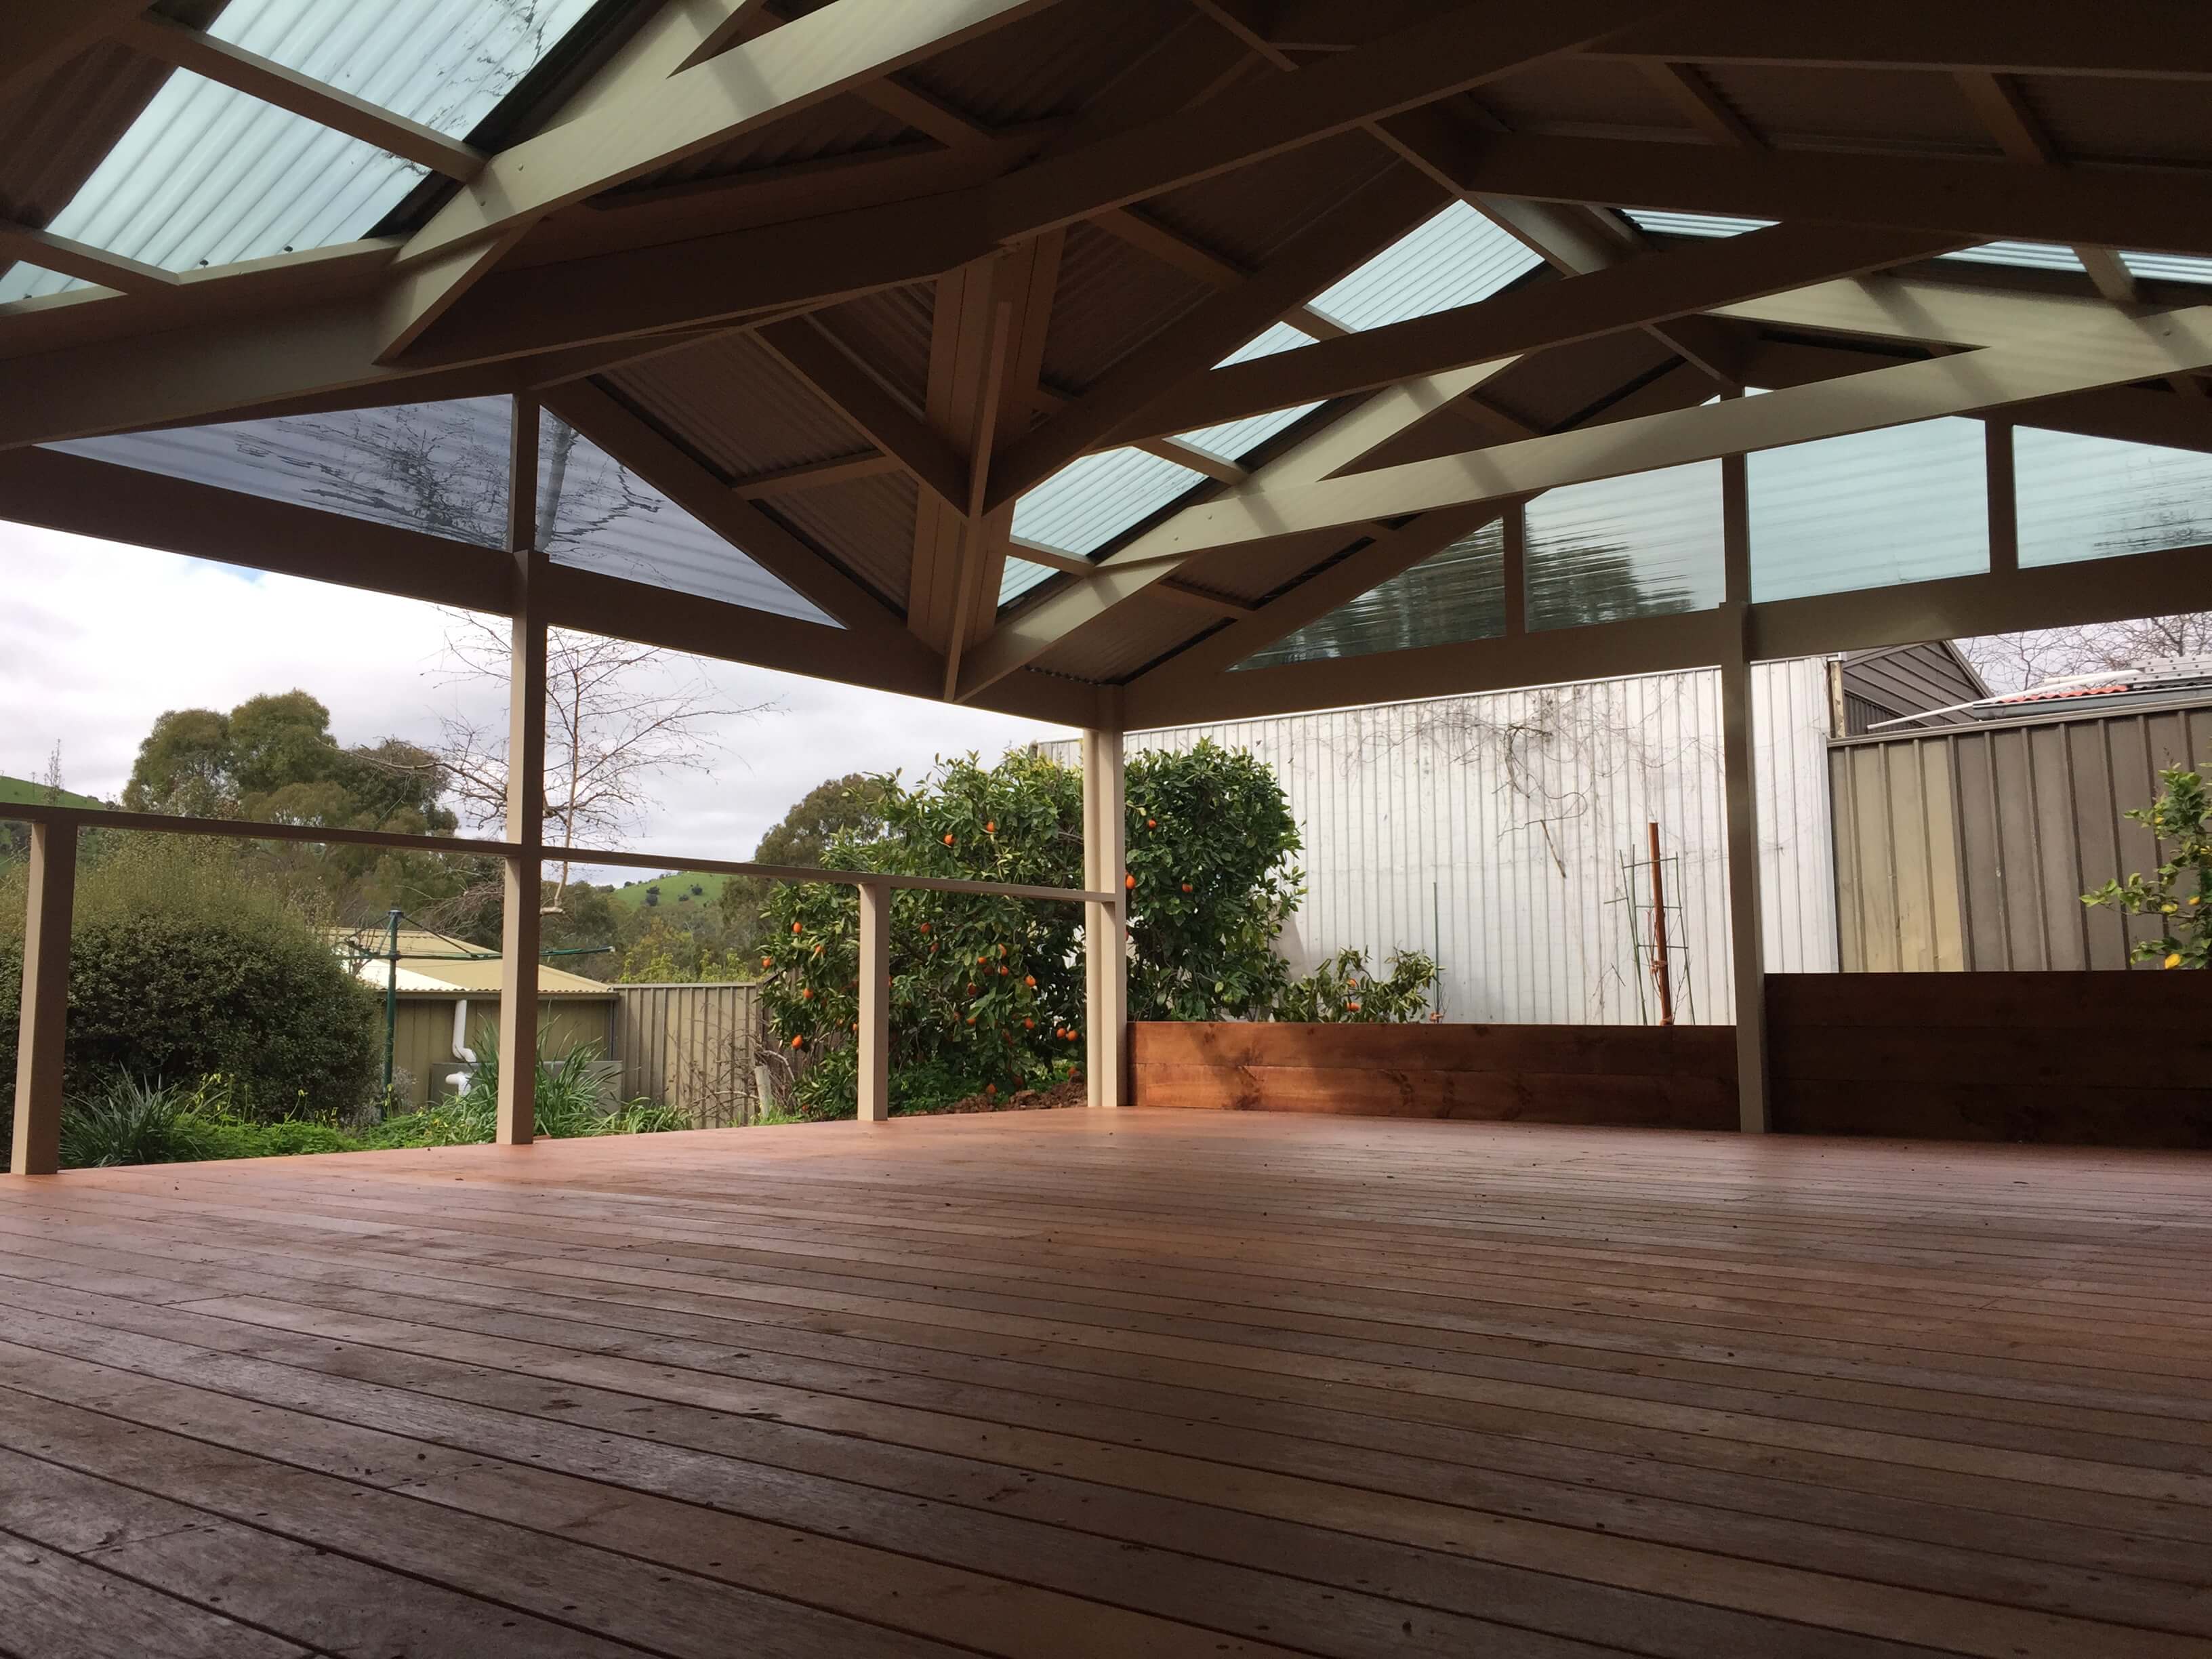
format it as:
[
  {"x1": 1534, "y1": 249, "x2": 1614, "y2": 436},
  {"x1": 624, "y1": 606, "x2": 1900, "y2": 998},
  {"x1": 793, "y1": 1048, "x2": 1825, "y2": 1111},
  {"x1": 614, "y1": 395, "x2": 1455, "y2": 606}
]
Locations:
[
  {"x1": 1081, "y1": 727, "x2": 1128, "y2": 1108},
  {"x1": 1721, "y1": 438, "x2": 1770, "y2": 1132},
  {"x1": 857, "y1": 880, "x2": 891, "y2": 1122},
  {"x1": 10, "y1": 819, "x2": 77, "y2": 1176},
  {"x1": 497, "y1": 396, "x2": 546, "y2": 1146}
]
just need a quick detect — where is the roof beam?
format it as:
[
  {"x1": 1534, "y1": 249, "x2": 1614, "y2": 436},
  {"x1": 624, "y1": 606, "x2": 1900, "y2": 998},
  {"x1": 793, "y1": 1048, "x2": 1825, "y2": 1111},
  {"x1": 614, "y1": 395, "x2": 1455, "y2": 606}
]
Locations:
[
  {"x1": 1132, "y1": 304, "x2": 2212, "y2": 556},
  {"x1": 731, "y1": 451, "x2": 904, "y2": 498},
  {"x1": 1431, "y1": 131, "x2": 2212, "y2": 259},
  {"x1": 1118, "y1": 223, "x2": 1963, "y2": 443},
  {"x1": 1588, "y1": 0, "x2": 2212, "y2": 79},
  {"x1": 405, "y1": 0, "x2": 1058, "y2": 262},
  {"x1": 758, "y1": 316, "x2": 972, "y2": 516},
  {"x1": 544, "y1": 377, "x2": 939, "y2": 660},
  {"x1": 1262, "y1": 0, "x2": 2212, "y2": 81},
  {"x1": 0, "y1": 224, "x2": 176, "y2": 296},
  {"x1": 982, "y1": 165, "x2": 1445, "y2": 512},
  {"x1": 980, "y1": 0, "x2": 1673, "y2": 244},
  {"x1": 119, "y1": 16, "x2": 485, "y2": 179}
]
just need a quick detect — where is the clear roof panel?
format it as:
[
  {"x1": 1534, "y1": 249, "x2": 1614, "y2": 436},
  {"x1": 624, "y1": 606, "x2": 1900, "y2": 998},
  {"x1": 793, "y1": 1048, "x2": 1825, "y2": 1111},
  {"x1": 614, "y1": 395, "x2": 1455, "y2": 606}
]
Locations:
[
  {"x1": 1173, "y1": 321, "x2": 1322, "y2": 463},
  {"x1": 1010, "y1": 447, "x2": 1206, "y2": 558},
  {"x1": 1309, "y1": 201, "x2": 1543, "y2": 331},
  {"x1": 1748, "y1": 416, "x2": 1989, "y2": 602},
  {"x1": 47, "y1": 396, "x2": 514, "y2": 546},
  {"x1": 0, "y1": 0, "x2": 598, "y2": 302},
  {"x1": 2015, "y1": 426, "x2": 2212, "y2": 568},
  {"x1": 1235, "y1": 519, "x2": 1507, "y2": 670},
  {"x1": 1525, "y1": 461, "x2": 1723, "y2": 630},
  {"x1": 998, "y1": 554, "x2": 1059, "y2": 607},
  {"x1": 540, "y1": 413, "x2": 836, "y2": 624},
  {"x1": 1620, "y1": 209, "x2": 2212, "y2": 287}
]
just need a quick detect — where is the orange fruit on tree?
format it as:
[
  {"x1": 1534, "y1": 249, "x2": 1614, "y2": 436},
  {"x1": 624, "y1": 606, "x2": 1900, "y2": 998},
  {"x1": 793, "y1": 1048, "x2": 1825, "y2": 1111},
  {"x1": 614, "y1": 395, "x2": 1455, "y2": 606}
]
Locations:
[
  {"x1": 1023, "y1": 974, "x2": 1036, "y2": 987},
  {"x1": 1023, "y1": 1017, "x2": 1036, "y2": 1029},
  {"x1": 1181, "y1": 882, "x2": 1193, "y2": 893},
  {"x1": 943, "y1": 832, "x2": 955, "y2": 845},
  {"x1": 799, "y1": 987, "x2": 813, "y2": 1000},
  {"x1": 1124, "y1": 872, "x2": 1136, "y2": 889},
  {"x1": 985, "y1": 820, "x2": 996, "y2": 834},
  {"x1": 918, "y1": 922, "x2": 930, "y2": 934},
  {"x1": 790, "y1": 1034, "x2": 804, "y2": 1050},
  {"x1": 791, "y1": 922, "x2": 802, "y2": 935},
  {"x1": 760, "y1": 956, "x2": 773, "y2": 970},
  {"x1": 1146, "y1": 818, "x2": 1156, "y2": 829},
  {"x1": 998, "y1": 965, "x2": 1008, "y2": 976},
  {"x1": 967, "y1": 982, "x2": 979, "y2": 995}
]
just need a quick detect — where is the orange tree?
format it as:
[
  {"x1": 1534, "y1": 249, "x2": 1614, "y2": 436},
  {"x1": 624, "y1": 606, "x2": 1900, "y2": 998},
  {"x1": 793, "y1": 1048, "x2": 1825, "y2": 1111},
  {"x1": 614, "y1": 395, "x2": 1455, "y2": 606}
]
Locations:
[
  {"x1": 758, "y1": 742, "x2": 1301, "y2": 1117},
  {"x1": 2083, "y1": 762, "x2": 2212, "y2": 967}
]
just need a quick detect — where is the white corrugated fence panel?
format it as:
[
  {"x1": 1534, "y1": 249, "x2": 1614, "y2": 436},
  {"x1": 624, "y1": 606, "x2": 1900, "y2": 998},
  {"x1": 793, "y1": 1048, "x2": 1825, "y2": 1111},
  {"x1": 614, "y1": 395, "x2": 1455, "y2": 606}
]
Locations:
[{"x1": 1046, "y1": 659, "x2": 1837, "y2": 1023}]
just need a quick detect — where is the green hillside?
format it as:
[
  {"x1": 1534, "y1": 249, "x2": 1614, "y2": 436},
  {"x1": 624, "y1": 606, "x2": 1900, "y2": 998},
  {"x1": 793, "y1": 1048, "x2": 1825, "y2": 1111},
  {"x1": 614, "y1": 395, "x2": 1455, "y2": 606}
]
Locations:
[
  {"x1": 605, "y1": 869, "x2": 735, "y2": 912},
  {"x1": 0, "y1": 773, "x2": 103, "y2": 811}
]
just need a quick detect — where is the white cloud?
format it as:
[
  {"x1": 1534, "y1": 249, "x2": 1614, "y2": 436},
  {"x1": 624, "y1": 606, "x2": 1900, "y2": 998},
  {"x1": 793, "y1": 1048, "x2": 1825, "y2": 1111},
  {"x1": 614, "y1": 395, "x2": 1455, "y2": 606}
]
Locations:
[{"x1": 0, "y1": 523, "x2": 1077, "y2": 870}]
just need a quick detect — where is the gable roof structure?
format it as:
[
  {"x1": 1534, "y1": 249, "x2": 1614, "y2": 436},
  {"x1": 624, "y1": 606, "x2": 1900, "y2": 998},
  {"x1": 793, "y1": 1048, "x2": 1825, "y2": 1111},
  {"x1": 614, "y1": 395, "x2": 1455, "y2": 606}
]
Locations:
[{"x1": 5, "y1": 0, "x2": 2212, "y2": 733}]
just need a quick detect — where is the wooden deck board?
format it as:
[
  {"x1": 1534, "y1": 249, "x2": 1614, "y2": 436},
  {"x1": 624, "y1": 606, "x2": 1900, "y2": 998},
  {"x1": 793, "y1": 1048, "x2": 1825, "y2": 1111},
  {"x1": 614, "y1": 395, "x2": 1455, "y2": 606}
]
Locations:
[{"x1": 3, "y1": 1109, "x2": 2210, "y2": 1658}]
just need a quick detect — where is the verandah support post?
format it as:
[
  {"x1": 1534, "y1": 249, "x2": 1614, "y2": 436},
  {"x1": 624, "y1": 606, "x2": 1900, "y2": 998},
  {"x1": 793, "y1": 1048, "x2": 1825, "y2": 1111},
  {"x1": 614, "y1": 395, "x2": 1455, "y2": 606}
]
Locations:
[
  {"x1": 1721, "y1": 436, "x2": 1770, "y2": 1133},
  {"x1": 857, "y1": 880, "x2": 890, "y2": 1123},
  {"x1": 1081, "y1": 728, "x2": 1128, "y2": 1109},
  {"x1": 10, "y1": 818, "x2": 77, "y2": 1176},
  {"x1": 497, "y1": 395, "x2": 546, "y2": 1146}
]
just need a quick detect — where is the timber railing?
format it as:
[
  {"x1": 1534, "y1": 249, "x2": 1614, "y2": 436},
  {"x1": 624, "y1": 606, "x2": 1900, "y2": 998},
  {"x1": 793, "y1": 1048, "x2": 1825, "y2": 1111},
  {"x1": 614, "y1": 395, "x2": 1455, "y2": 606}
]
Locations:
[{"x1": 3, "y1": 799, "x2": 1113, "y2": 1173}]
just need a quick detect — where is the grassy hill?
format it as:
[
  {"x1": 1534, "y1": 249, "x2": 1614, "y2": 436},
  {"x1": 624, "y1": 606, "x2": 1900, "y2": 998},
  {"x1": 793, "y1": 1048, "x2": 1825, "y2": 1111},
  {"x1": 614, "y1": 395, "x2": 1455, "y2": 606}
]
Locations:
[
  {"x1": 0, "y1": 773, "x2": 103, "y2": 811},
  {"x1": 605, "y1": 869, "x2": 736, "y2": 913}
]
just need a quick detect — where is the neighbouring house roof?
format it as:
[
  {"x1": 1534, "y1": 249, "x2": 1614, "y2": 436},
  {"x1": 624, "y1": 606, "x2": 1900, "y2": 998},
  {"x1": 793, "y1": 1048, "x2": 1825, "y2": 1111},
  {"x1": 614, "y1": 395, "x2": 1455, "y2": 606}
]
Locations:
[{"x1": 335, "y1": 926, "x2": 614, "y2": 996}]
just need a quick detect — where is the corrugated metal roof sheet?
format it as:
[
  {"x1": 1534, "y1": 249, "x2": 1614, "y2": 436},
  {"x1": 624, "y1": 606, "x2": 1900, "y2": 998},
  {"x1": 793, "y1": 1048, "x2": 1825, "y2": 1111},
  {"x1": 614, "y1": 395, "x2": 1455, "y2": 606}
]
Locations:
[
  {"x1": 607, "y1": 333, "x2": 865, "y2": 478},
  {"x1": 0, "y1": 0, "x2": 600, "y2": 301}
]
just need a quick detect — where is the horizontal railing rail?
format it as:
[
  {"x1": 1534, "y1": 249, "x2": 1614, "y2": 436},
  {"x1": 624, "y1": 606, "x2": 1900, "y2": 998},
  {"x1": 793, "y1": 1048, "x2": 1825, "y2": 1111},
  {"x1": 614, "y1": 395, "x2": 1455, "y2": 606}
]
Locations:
[{"x1": 0, "y1": 801, "x2": 1113, "y2": 905}]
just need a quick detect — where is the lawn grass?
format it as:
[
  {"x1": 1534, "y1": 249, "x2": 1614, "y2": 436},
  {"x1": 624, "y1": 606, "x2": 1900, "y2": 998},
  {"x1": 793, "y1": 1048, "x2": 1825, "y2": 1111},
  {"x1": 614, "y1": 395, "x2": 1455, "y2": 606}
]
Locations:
[
  {"x1": 0, "y1": 773, "x2": 103, "y2": 811},
  {"x1": 605, "y1": 869, "x2": 734, "y2": 912}
]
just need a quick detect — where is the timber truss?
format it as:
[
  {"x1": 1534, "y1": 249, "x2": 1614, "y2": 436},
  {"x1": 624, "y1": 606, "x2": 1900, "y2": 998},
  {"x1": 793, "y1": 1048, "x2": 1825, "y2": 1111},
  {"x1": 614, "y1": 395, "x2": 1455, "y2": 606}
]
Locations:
[{"x1": 6, "y1": 0, "x2": 2212, "y2": 731}]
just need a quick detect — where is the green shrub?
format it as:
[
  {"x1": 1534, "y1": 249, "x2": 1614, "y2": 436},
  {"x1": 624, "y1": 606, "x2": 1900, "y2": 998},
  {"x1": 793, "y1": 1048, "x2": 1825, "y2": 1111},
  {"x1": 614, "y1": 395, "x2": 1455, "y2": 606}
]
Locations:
[
  {"x1": 58, "y1": 1075, "x2": 189, "y2": 1168},
  {"x1": 0, "y1": 836, "x2": 381, "y2": 1122},
  {"x1": 760, "y1": 743, "x2": 1304, "y2": 1118},
  {"x1": 1275, "y1": 947, "x2": 1439, "y2": 1023},
  {"x1": 2083, "y1": 762, "x2": 2212, "y2": 967}
]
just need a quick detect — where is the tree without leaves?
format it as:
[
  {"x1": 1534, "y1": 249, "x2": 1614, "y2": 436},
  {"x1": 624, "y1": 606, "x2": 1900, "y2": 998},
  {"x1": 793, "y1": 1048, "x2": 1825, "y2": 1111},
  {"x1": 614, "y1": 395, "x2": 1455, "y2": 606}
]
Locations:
[
  {"x1": 432, "y1": 619, "x2": 769, "y2": 908},
  {"x1": 1958, "y1": 613, "x2": 2212, "y2": 694}
]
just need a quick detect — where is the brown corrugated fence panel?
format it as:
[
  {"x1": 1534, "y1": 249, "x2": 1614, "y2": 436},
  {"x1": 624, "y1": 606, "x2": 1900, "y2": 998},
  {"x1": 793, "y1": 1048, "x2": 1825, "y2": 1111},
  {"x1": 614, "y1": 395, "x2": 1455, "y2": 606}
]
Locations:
[
  {"x1": 611, "y1": 983, "x2": 760, "y2": 1127},
  {"x1": 382, "y1": 996, "x2": 616, "y2": 1110},
  {"x1": 1829, "y1": 699, "x2": 2212, "y2": 972},
  {"x1": 1769, "y1": 972, "x2": 2212, "y2": 1148},
  {"x1": 1131, "y1": 1022, "x2": 1737, "y2": 1129}
]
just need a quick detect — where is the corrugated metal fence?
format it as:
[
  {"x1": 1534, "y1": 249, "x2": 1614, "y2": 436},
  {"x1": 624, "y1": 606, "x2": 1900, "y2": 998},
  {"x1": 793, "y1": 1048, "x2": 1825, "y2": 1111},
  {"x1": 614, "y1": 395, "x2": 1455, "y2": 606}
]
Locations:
[
  {"x1": 1830, "y1": 699, "x2": 2212, "y2": 970},
  {"x1": 1046, "y1": 661, "x2": 1837, "y2": 1025},
  {"x1": 611, "y1": 982, "x2": 760, "y2": 1126}
]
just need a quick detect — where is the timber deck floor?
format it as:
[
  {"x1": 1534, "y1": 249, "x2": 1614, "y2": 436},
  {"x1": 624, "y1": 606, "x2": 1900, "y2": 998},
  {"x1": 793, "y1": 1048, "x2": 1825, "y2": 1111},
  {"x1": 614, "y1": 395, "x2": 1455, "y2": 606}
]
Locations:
[{"x1": 1, "y1": 1109, "x2": 2210, "y2": 1658}]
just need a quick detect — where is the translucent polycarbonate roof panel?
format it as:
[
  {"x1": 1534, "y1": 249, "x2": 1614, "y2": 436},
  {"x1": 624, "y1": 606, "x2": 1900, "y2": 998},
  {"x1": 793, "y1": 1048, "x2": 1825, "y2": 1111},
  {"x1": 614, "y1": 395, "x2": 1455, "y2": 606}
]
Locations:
[
  {"x1": 2121, "y1": 251, "x2": 2212, "y2": 286},
  {"x1": 1749, "y1": 416, "x2": 1988, "y2": 601},
  {"x1": 1525, "y1": 461, "x2": 1723, "y2": 630},
  {"x1": 539, "y1": 414, "x2": 836, "y2": 624},
  {"x1": 0, "y1": 0, "x2": 599, "y2": 302},
  {"x1": 47, "y1": 396, "x2": 514, "y2": 546},
  {"x1": 1173, "y1": 321, "x2": 1323, "y2": 462},
  {"x1": 2015, "y1": 427, "x2": 2212, "y2": 568},
  {"x1": 1622, "y1": 209, "x2": 2212, "y2": 287},
  {"x1": 1622, "y1": 209, "x2": 1772, "y2": 240},
  {"x1": 998, "y1": 554, "x2": 1059, "y2": 607},
  {"x1": 1308, "y1": 201, "x2": 1544, "y2": 331},
  {"x1": 1235, "y1": 518, "x2": 1507, "y2": 670},
  {"x1": 1011, "y1": 447, "x2": 1206, "y2": 558}
]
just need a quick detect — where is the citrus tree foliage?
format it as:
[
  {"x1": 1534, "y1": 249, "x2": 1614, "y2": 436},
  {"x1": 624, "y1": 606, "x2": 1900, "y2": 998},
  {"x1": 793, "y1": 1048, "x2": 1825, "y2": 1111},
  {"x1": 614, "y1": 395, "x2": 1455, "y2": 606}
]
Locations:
[
  {"x1": 758, "y1": 743, "x2": 1302, "y2": 1117},
  {"x1": 2083, "y1": 764, "x2": 2212, "y2": 967},
  {"x1": 1275, "y1": 947, "x2": 1439, "y2": 1022},
  {"x1": 1124, "y1": 742, "x2": 1303, "y2": 1021}
]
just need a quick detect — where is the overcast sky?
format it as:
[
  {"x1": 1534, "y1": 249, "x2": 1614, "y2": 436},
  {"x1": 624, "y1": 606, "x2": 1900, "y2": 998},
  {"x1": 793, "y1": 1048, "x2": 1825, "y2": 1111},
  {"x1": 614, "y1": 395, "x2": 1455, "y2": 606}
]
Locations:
[{"x1": 0, "y1": 522, "x2": 1076, "y2": 872}]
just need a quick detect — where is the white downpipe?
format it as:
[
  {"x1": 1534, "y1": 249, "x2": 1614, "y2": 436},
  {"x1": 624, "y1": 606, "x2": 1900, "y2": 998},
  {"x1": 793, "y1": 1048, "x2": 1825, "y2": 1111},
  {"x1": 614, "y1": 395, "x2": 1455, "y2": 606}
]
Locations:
[{"x1": 448, "y1": 998, "x2": 478, "y2": 1093}]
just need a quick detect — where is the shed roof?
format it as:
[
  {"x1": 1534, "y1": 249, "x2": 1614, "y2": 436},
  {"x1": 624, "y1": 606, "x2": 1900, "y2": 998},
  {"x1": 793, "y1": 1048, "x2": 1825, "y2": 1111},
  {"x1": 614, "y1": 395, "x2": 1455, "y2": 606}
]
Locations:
[
  {"x1": 5, "y1": 3, "x2": 2212, "y2": 731},
  {"x1": 339, "y1": 927, "x2": 615, "y2": 996}
]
